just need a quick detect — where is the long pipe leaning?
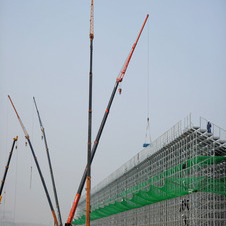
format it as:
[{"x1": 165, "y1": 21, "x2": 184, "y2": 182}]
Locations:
[
  {"x1": 8, "y1": 95, "x2": 58, "y2": 226},
  {"x1": 66, "y1": 14, "x2": 149, "y2": 225},
  {"x1": 0, "y1": 136, "x2": 18, "y2": 204},
  {"x1": 33, "y1": 97, "x2": 62, "y2": 226},
  {"x1": 86, "y1": 0, "x2": 94, "y2": 225}
]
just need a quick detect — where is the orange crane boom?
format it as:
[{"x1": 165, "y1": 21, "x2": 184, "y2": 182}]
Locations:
[
  {"x1": 116, "y1": 14, "x2": 149, "y2": 82},
  {"x1": 65, "y1": 14, "x2": 149, "y2": 226}
]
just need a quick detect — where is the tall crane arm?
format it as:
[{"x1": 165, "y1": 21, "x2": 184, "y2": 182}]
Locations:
[
  {"x1": 65, "y1": 14, "x2": 149, "y2": 226},
  {"x1": 116, "y1": 14, "x2": 149, "y2": 82}
]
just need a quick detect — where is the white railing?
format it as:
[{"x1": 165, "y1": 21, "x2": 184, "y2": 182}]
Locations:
[
  {"x1": 79, "y1": 114, "x2": 225, "y2": 207},
  {"x1": 87, "y1": 114, "x2": 193, "y2": 198},
  {"x1": 200, "y1": 116, "x2": 226, "y2": 141}
]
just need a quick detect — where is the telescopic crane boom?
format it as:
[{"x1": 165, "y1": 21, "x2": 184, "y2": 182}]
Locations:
[
  {"x1": 8, "y1": 95, "x2": 59, "y2": 226},
  {"x1": 86, "y1": 0, "x2": 94, "y2": 226},
  {"x1": 0, "y1": 136, "x2": 18, "y2": 204},
  {"x1": 33, "y1": 97, "x2": 63, "y2": 226},
  {"x1": 65, "y1": 14, "x2": 149, "y2": 226}
]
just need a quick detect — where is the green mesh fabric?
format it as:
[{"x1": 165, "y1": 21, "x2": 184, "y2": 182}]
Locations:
[{"x1": 73, "y1": 156, "x2": 226, "y2": 225}]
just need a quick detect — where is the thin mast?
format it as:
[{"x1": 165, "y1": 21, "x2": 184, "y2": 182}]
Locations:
[
  {"x1": 8, "y1": 95, "x2": 58, "y2": 226},
  {"x1": 86, "y1": 0, "x2": 94, "y2": 226},
  {"x1": 0, "y1": 136, "x2": 18, "y2": 204},
  {"x1": 33, "y1": 97, "x2": 63, "y2": 226},
  {"x1": 65, "y1": 14, "x2": 149, "y2": 225}
]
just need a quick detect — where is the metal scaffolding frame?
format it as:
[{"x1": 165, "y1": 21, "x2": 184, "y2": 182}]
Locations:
[{"x1": 75, "y1": 114, "x2": 226, "y2": 225}]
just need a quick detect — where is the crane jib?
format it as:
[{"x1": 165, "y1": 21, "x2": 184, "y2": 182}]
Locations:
[{"x1": 66, "y1": 14, "x2": 149, "y2": 225}]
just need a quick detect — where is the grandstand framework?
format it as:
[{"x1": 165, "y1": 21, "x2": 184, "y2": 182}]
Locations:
[{"x1": 74, "y1": 115, "x2": 226, "y2": 226}]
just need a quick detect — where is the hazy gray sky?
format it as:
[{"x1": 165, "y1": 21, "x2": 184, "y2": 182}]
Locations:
[{"x1": 0, "y1": 0, "x2": 226, "y2": 225}]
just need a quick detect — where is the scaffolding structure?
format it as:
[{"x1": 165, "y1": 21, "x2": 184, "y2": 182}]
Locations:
[{"x1": 74, "y1": 115, "x2": 226, "y2": 226}]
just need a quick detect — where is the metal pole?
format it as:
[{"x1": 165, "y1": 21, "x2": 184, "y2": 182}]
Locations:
[
  {"x1": 33, "y1": 97, "x2": 63, "y2": 226},
  {"x1": 86, "y1": 22, "x2": 94, "y2": 226},
  {"x1": 0, "y1": 136, "x2": 18, "y2": 204},
  {"x1": 27, "y1": 138, "x2": 58, "y2": 226},
  {"x1": 66, "y1": 81, "x2": 119, "y2": 226}
]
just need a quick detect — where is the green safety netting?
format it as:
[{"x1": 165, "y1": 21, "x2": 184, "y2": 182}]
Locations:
[{"x1": 73, "y1": 156, "x2": 226, "y2": 225}]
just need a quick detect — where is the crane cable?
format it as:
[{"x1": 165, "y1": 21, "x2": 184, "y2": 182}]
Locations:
[
  {"x1": 30, "y1": 102, "x2": 35, "y2": 190},
  {"x1": 144, "y1": 19, "x2": 151, "y2": 146}
]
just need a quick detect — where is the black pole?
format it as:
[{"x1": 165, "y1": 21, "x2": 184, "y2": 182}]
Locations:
[
  {"x1": 87, "y1": 25, "x2": 94, "y2": 186},
  {"x1": 65, "y1": 81, "x2": 119, "y2": 225},
  {"x1": 78, "y1": 81, "x2": 118, "y2": 195},
  {"x1": 0, "y1": 136, "x2": 18, "y2": 204},
  {"x1": 86, "y1": 27, "x2": 94, "y2": 226},
  {"x1": 33, "y1": 97, "x2": 62, "y2": 226},
  {"x1": 27, "y1": 138, "x2": 58, "y2": 226}
]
